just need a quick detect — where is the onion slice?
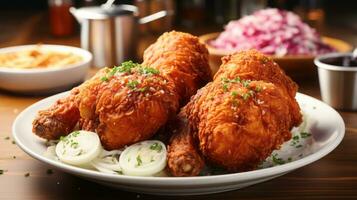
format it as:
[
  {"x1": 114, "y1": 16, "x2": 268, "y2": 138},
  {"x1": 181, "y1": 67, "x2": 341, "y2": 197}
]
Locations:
[
  {"x1": 91, "y1": 149, "x2": 123, "y2": 174},
  {"x1": 55, "y1": 130, "x2": 101, "y2": 166},
  {"x1": 119, "y1": 140, "x2": 167, "y2": 176}
]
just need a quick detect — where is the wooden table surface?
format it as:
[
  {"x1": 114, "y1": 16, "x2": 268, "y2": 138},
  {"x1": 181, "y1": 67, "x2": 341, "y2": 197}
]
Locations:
[{"x1": 1, "y1": 12, "x2": 357, "y2": 200}]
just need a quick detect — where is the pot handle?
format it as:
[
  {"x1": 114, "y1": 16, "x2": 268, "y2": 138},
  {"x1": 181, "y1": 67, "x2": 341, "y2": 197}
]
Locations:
[{"x1": 138, "y1": 10, "x2": 173, "y2": 24}]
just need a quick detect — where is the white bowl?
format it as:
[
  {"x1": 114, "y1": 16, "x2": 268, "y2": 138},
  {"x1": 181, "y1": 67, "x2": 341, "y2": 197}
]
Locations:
[{"x1": 0, "y1": 45, "x2": 92, "y2": 94}]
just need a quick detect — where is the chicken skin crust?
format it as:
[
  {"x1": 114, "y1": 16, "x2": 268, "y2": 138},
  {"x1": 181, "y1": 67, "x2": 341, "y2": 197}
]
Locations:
[
  {"x1": 167, "y1": 50, "x2": 302, "y2": 175},
  {"x1": 143, "y1": 31, "x2": 212, "y2": 105},
  {"x1": 214, "y1": 50, "x2": 301, "y2": 127},
  {"x1": 77, "y1": 66, "x2": 179, "y2": 150},
  {"x1": 215, "y1": 50, "x2": 297, "y2": 96},
  {"x1": 32, "y1": 88, "x2": 80, "y2": 140},
  {"x1": 167, "y1": 112, "x2": 205, "y2": 176},
  {"x1": 32, "y1": 31, "x2": 211, "y2": 150},
  {"x1": 186, "y1": 80, "x2": 299, "y2": 171}
]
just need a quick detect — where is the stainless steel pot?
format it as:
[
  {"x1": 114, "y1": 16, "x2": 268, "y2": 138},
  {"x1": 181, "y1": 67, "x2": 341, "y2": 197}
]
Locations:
[{"x1": 70, "y1": 5, "x2": 169, "y2": 67}]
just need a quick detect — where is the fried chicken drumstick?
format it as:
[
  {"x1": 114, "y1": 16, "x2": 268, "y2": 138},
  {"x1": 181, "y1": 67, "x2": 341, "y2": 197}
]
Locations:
[
  {"x1": 32, "y1": 31, "x2": 211, "y2": 150},
  {"x1": 167, "y1": 50, "x2": 302, "y2": 176}
]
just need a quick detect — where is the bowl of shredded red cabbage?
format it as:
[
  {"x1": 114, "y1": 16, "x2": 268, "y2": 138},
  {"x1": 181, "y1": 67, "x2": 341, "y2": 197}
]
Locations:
[{"x1": 209, "y1": 8, "x2": 335, "y2": 56}]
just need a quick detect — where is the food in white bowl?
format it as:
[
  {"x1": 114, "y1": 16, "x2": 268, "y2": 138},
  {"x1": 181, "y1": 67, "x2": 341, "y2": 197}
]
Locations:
[
  {"x1": 0, "y1": 44, "x2": 92, "y2": 93},
  {"x1": 210, "y1": 8, "x2": 334, "y2": 56},
  {"x1": 0, "y1": 44, "x2": 83, "y2": 69}
]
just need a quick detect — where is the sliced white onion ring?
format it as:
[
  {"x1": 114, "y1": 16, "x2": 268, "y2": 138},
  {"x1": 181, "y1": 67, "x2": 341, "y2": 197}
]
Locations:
[
  {"x1": 91, "y1": 150, "x2": 123, "y2": 174},
  {"x1": 119, "y1": 140, "x2": 167, "y2": 176},
  {"x1": 55, "y1": 130, "x2": 101, "y2": 166}
]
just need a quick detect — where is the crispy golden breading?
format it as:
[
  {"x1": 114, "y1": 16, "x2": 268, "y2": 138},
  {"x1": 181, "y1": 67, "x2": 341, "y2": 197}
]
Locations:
[
  {"x1": 32, "y1": 88, "x2": 80, "y2": 140},
  {"x1": 167, "y1": 50, "x2": 302, "y2": 175},
  {"x1": 143, "y1": 31, "x2": 212, "y2": 105},
  {"x1": 167, "y1": 113, "x2": 205, "y2": 176},
  {"x1": 214, "y1": 50, "x2": 301, "y2": 126},
  {"x1": 77, "y1": 67, "x2": 179, "y2": 150},
  {"x1": 215, "y1": 50, "x2": 297, "y2": 96},
  {"x1": 187, "y1": 80, "x2": 298, "y2": 171},
  {"x1": 32, "y1": 31, "x2": 211, "y2": 150}
]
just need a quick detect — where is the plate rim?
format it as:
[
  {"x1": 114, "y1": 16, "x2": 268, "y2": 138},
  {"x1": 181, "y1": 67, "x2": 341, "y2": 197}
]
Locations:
[{"x1": 12, "y1": 92, "x2": 345, "y2": 186}]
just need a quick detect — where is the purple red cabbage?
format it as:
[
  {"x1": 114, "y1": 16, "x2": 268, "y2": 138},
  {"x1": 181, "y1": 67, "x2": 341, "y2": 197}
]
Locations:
[{"x1": 210, "y1": 8, "x2": 334, "y2": 56}]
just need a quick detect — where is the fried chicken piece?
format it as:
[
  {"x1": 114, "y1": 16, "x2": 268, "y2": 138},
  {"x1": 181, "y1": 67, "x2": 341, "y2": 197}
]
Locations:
[
  {"x1": 32, "y1": 88, "x2": 80, "y2": 140},
  {"x1": 32, "y1": 68, "x2": 107, "y2": 140},
  {"x1": 167, "y1": 50, "x2": 302, "y2": 175},
  {"x1": 77, "y1": 65, "x2": 179, "y2": 150},
  {"x1": 214, "y1": 50, "x2": 297, "y2": 97},
  {"x1": 32, "y1": 31, "x2": 211, "y2": 150},
  {"x1": 189, "y1": 80, "x2": 299, "y2": 171},
  {"x1": 215, "y1": 50, "x2": 301, "y2": 135},
  {"x1": 167, "y1": 112, "x2": 205, "y2": 176},
  {"x1": 143, "y1": 31, "x2": 212, "y2": 105}
]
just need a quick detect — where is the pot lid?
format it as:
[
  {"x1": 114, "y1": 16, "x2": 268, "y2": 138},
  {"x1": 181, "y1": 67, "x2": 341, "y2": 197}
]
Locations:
[{"x1": 71, "y1": 4, "x2": 138, "y2": 20}]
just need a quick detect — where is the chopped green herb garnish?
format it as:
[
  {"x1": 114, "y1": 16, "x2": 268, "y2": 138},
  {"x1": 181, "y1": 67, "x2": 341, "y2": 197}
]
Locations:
[
  {"x1": 231, "y1": 91, "x2": 238, "y2": 97},
  {"x1": 149, "y1": 143, "x2": 162, "y2": 152},
  {"x1": 139, "y1": 67, "x2": 159, "y2": 75},
  {"x1": 136, "y1": 155, "x2": 143, "y2": 166},
  {"x1": 242, "y1": 80, "x2": 251, "y2": 88},
  {"x1": 24, "y1": 173, "x2": 30, "y2": 177},
  {"x1": 221, "y1": 77, "x2": 230, "y2": 83},
  {"x1": 70, "y1": 142, "x2": 79, "y2": 149},
  {"x1": 300, "y1": 132, "x2": 312, "y2": 138},
  {"x1": 120, "y1": 61, "x2": 140, "y2": 73},
  {"x1": 127, "y1": 80, "x2": 139, "y2": 90},
  {"x1": 136, "y1": 87, "x2": 147, "y2": 92},
  {"x1": 272, "y1": 154, "x2": 285, "y2": 165},
  {"x1": 292, "y1": 135, "x2": 299, "y2": 140},
  {"x1": 72, "y1": 131, "x2": 80, "y2": 137},
  {"x1": 287, "y1": 157, "x2": 292, "y2": 162},
  {"x1": 0, "y1": 169, "x2": 4, "y2": 175},
  {"x1": 60, "y1": 136, "x2": 66, "y2": 141},
  {"x1": 4, "y1": 136, "x2": 10, "y2": 140},
  {"x1": 296, "y1": 144, "x2": 303, "y2": 148},
  {"x1": 101, "y1": 61, "x2": 141, "y2": 82},
  {"x1": 12, "y1": 141, "x2": 16, "y2": 145},
  {"x1": 221, "y1": 77, "x2": 244, "y2": 92},
  {"x1": 248, "y1": 90, "x2": 255, "y2": 97},
  {"x1": 255, "y1": 86, "x2": 262, "y2": 92},
  {"x1": 234, "y1": 77, "x2": 241, "y2": 82},
  {"x1": 241, "y1": 93, "x2": 250, "y2": 101},
  {"x1": 222, "y1": 83, "x2": 229, "y2": 92},
  {"x1": 101, "y1": 76, "x2": 109, "y2": 82}
]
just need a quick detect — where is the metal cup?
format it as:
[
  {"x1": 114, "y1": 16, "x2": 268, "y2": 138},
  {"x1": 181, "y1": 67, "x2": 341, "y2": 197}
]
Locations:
[{"x1": 314, "y1": 52, "x2": 357, "y2": 110}]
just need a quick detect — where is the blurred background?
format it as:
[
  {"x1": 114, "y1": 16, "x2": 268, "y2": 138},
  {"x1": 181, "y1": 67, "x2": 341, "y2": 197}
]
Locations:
[{"x1": 1, "y1": 0, "x2": 356, "y2": 47}]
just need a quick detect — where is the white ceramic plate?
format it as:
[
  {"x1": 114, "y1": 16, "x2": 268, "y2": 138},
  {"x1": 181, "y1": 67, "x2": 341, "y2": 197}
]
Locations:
[
  {"x1": 0, "y1": 45, "x2": 92, "y2": 94},
  {"x1": 12, "y1": 92, "x2": 345, "y2": 196}
]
